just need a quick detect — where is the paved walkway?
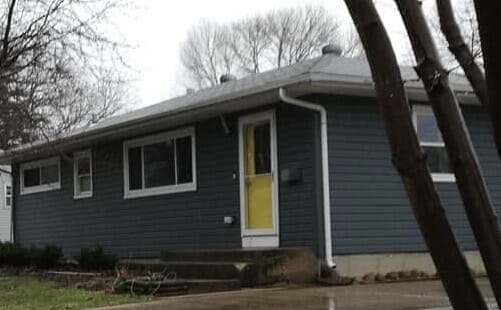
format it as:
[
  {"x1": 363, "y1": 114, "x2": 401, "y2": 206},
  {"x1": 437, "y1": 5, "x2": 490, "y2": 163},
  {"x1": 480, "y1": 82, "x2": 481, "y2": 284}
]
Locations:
[{"x1": 97, "y1": 278, "x2": 496, "y2": 310}]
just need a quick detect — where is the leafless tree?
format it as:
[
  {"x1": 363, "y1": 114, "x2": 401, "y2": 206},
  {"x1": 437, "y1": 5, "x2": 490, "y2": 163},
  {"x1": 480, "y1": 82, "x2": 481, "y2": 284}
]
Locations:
[
  {"x1": 229, "y1": 16, "x2": 270, "y2": 74},
  {"x1": 396, "y1": 0, "x2": 501, "y2": 306},
  {"x1": 0, "y1": 0, "x2": 131, "y2": 150},
  {"x1": 180, "y1": 5, "x2": 353, "y2": 89},
  {"x1": 180, "y1": 20, "x2": 237, "y2": 89},
  {"x1": 344, "y1": 0, "x2": 487, "y2": 308},
  {"x1": 429, "y1": 0, "x2": 482, "y2": 71},
  {"x1": 436, "y1": 0, "x2": 488, "y2": 112},
  {"x1": 473, "y1": 0, "x2": 501, "y2": 161},
  {"x1": 265, "y1": 5, "x2": 343, "y2": 68},
  {"x1": 341, "y1": 25, "x2": 366, "y2": 59}
]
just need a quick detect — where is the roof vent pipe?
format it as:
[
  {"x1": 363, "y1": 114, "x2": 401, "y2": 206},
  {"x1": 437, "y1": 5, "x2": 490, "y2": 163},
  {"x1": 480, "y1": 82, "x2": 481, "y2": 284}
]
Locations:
[
  {"x1": 219, "y1": 74, "x2": 236, "y2": 84},
  {"x1": 322, "y1": 44, "x2": 342, "y2": 56}
]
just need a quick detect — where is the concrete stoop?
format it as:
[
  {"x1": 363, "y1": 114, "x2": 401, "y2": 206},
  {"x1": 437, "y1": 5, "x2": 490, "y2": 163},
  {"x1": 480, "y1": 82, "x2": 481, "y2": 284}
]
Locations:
[
  {"x1": 161, "y1": 247, "x2": 318, "y2": 286},
  {"x1": 117, "y1": 247, "x2": 317, "y2": 295}
]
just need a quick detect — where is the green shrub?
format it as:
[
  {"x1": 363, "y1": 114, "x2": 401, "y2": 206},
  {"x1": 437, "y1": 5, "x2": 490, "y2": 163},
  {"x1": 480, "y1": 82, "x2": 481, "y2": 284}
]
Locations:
[
  {"x1": 29, "y1": 245, "x2": 63, "y2": 268},
  {"x1": 0, "y1": 242, "x2": 29, "y2": 266},
  {"x1": 75, "y1": 245, "x2": 117, "y2": 270},
  {"x1": 0, "y1": 243, "x2": 63, "y2": 268}
]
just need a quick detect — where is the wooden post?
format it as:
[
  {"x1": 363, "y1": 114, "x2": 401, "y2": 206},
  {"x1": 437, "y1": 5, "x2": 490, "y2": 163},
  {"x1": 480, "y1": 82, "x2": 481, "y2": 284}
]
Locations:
[
  {"x1": 396, "y1": 1, "x2": 501, "y2": 307},
  {"x1": 343, "y1": 1, "x2": 487, "y2": 309}
]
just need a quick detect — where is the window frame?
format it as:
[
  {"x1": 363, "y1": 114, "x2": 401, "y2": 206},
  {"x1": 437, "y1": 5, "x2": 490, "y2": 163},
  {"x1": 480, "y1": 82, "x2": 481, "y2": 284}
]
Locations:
[
  {"x1": 122, "y1": 127, "x2": 197, "y2": 199},
  {"x1": 20, "y1": 157, "x2": 61, "y2": 195},
  {"x1": 73, "y1": 150, "x2": 93, "y2": 199},
  {"x1": 4, "y1": 184, "x2": 12, "y2": 208},
  {"x1": 413, "y1": 105, "x2": 456, "y2": 183}
]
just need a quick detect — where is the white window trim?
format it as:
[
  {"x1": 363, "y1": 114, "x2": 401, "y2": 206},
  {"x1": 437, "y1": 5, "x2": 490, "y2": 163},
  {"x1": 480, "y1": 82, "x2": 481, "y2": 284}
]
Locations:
[
  {"x1": 413, "y1": 105, "x2": 456, "y2": 183},
  {"x1": 123, "y1": 126, "x2": 197, "y2": 199},
  {"x1": 73, "y1": 150, "x2": 93, "y2": 199},
  {"x1": 20, "y1": 157, "x2": 61, "y2": 195},
  {"x1": 4, "y1": 184, "x2": 12, "y2": 208}
]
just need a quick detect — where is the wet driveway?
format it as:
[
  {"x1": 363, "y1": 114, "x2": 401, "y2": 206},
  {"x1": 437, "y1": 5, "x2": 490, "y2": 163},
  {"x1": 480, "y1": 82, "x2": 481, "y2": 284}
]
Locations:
[{"x1": 99, "y1": 278, "x2": 496, "y2": 310}]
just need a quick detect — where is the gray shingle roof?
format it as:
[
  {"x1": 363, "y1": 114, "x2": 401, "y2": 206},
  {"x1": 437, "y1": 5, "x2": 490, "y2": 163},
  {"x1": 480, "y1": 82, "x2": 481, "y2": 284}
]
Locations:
[
  {"x1": 56, "y1": 54, "x2": 474, "y2": 137},
  {"x1": 0, "y1": 53, "x2": 474, "y2": 162}
]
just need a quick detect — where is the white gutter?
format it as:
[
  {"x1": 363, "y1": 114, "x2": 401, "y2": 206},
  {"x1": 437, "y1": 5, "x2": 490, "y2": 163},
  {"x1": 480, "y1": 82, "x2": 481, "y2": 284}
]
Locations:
[{"x1": 279, "y1": 88, "x2": 335, "y2": 268}]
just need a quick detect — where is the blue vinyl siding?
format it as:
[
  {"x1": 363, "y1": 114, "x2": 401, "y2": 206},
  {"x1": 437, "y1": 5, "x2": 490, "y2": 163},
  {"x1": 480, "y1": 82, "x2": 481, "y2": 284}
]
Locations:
[
  {"x1": 326, "y1": 95, "x2": 501, "y2": 254},
  {"x1": 12, "y1": 93, "x2": 501, "y2": 258},
  {"x1": 12, "y1": 105, "x2": 317, "y2": 257}
]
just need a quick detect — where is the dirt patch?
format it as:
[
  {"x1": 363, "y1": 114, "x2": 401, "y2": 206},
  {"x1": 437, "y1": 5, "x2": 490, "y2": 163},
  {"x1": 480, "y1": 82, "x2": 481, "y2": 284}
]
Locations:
[{"x1": 356, "y1": 269, "x2": 437, "y2": 284}]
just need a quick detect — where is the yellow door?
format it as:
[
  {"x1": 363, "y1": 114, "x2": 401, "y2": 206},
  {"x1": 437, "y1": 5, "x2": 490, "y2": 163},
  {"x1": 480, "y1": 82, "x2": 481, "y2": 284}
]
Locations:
[{"x1": 244, "y1": 122, "x2": 273, "y2": 230}]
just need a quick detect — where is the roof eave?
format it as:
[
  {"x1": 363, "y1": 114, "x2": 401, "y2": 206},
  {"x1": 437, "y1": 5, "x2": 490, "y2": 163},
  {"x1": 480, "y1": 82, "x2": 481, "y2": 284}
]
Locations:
[{"x1": 0, "y1": 73, "x2": 480, "y2": 164}]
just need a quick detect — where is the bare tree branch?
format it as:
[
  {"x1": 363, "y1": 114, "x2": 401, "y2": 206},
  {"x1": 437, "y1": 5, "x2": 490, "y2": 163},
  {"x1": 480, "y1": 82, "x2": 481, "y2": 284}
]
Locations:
[
  {"x1": 436, "y1": 0, "x2": 486, "y2": 106},
  {"x1": 396, "y1": 0, "x2": 501, "y2": 306},
  {"x1": 180, "y1": 5, "x2": 350, "y2": 89},
  {"x1": 344, "y1": 1, "x2": 487, "y2": 308},
  {"x1": 0, "y1": 0, "x2": 132, "y2": 150},
  {"x1": 0, "y1": 0, "x2": 16, "y2": 65}
]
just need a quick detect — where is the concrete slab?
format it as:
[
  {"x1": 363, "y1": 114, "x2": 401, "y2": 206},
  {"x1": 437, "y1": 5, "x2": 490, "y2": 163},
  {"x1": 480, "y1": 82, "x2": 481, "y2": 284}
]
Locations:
[
  {"x1": 334, "y1": 250, "x2": 486, "y2": 278},
  {"x1": 95, "y1": 278, "x2": 496, "y2": 310}
]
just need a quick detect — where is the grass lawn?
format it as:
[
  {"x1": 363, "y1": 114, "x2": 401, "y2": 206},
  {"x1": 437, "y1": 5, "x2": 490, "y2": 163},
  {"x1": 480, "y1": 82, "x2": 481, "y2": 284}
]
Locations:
[{"x1": 0, "y1": 276, "x2": 150, "y2": 310}]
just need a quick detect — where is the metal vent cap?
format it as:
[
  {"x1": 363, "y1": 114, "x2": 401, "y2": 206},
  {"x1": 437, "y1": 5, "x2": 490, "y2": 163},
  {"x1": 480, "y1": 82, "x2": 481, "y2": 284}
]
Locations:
[{"x1": 322, "y1": 44, "x2": 342, "y2": 56}]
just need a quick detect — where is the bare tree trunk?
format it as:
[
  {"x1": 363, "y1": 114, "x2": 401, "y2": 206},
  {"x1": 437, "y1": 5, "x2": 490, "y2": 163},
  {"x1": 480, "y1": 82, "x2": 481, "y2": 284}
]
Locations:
[
  {"x1": 472, "y1": 1, "x2": 501, "y2": 160},
  {"x1": 0, "y1": 0, "x2": 16, "y2": 66},
  {"x1": 436, "y1": 0, "x2": 488, "y2": 106},
  {"x1": 396, "y1": 1, "x2": 501, "y2": 307},
  {"x1": 343, "y1": 1, "x2": 486, "y2": 309}
]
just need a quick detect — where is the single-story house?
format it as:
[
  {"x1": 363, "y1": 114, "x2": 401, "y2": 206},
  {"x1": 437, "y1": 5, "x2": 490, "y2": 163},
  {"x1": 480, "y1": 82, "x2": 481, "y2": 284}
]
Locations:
[
  {"x1": 0, "y1": 165, "x2": 12, "y2": 242},
  {"x1": 0, "y1": 46, "x2": 498, "y2": 277}
]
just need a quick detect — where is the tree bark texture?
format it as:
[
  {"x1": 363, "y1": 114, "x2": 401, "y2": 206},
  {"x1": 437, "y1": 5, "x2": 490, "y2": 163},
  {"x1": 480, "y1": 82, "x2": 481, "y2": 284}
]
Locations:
[
  {"x1": 472, "y1": 1, "x2": 501, "y2": 159},
  {"x1": 396, "y1": 1, "x2": 501, "y2": 307},
  {"x1": 343, "y1": 1, "x2": 487, "y2": 309},
  {"x1": 436, "y1": 0, "x2": 488, "y2": 106}
]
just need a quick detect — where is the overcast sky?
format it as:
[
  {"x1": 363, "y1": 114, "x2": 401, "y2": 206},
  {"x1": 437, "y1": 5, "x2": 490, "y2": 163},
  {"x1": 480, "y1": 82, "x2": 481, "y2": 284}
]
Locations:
[{"x1": 114, "y1": 0, "x2": 423, "y2": 109}]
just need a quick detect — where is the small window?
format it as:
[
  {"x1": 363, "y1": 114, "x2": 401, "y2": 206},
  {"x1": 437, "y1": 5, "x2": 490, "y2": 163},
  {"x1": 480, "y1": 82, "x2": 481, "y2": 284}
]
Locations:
[
  {"x1": 20, "y1": 157, "x2": 61, "y2": 194},
  {"x1": 413, "y1": 105, "x2": 455, "y2": 182},
  {"x1": 5, "y1": 185, "x2": 12, "y2": 208},
  {"x1": 73, "y1": 150, "x2": 93, "y2": 199},
  {"x1": 123, "y1": 127, "x2": 196, "y2": 198}
]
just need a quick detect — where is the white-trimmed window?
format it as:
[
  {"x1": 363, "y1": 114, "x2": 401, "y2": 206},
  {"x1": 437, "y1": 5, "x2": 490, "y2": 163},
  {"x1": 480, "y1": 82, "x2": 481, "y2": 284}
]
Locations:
[
  {"x1": 20, "y1": 157, "x2": 61, "y2": 194},
  {"x1": 5, "y1": 184, "x2": 12, "y2": 208},
  {"x1": 413, "y1": 105, "x2": 455, "y2": 182},
  {"x1": 123, "y1": 127, "x2": 197, "y2": 198},
  {"x1": 73, "y1": 150, "x2": 93, "y2": 199}
]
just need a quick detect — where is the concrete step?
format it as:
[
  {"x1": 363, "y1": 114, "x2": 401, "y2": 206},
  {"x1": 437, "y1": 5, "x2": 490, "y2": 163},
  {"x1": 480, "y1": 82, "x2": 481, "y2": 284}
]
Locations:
[
  {"x1": 160, "y1": 247, "x2": 312, "y2": 263},
  {"x1": 117, "y1": 259, "x2": 248, "y2": 280},
  {"x1": 184, "y1": 278, "x2": 241, "y2": 294},
  {"x1": 158, "y1": 247, "x2": 318, "y2": 287},
  {"x1": 116, "y1": 277, "x2": 240, "y2": 297}
]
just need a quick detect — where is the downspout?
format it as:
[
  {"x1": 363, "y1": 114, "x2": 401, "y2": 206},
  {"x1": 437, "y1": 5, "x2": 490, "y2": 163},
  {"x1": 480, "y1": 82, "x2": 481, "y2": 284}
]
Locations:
[{"x1": 279, "y1": 88, "x2": 335, "y2": 268}]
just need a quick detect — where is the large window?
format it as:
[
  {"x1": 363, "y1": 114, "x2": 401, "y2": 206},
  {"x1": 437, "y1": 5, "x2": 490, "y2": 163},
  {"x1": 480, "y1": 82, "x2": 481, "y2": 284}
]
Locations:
[
  {"x1": 413, "y1": 105, "x2": 455, "y2": 182},
  {"x1": 20, "y1": 157, "x2": 61, "y2": 194},
  {"x1": 5, "y1": 184, "x2": 12, "y2": 208},
  {"x1": 123, "y1": 127, "x2": 196, "y2": 198},
  {"x1": 73, "y1": 150, "x2": 93, "y2": 199}
]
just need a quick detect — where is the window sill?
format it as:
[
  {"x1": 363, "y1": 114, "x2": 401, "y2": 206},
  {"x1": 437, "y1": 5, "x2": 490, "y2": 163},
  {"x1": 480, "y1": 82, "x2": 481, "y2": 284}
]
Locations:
[
  {"x1": 431, "y1": 173, "x2": 456, "y2": 183},
  {"x1": 73, "y1": 193, "x2": 93, "y2": 200},
  {"x1": 20, "y1": 183, "x2": 61, "y2": 195},
  {"x1": 124, "y1": 183, "x2": 197, "y2": 199}
]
